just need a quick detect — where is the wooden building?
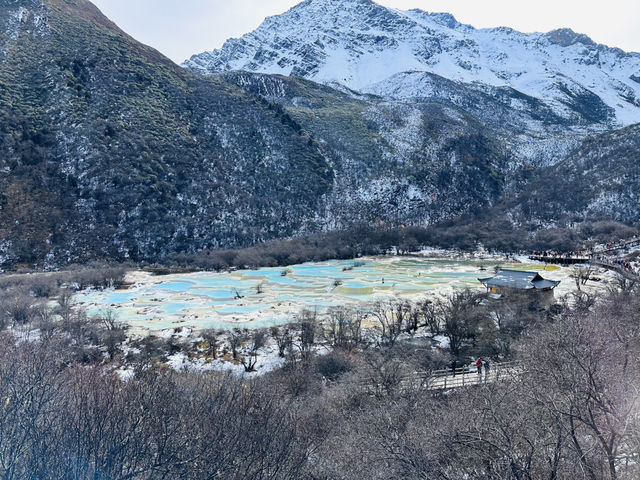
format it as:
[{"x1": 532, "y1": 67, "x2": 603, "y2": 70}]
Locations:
[{"x1": 479, "y1": 269, "x2": 560, "y2": 301}]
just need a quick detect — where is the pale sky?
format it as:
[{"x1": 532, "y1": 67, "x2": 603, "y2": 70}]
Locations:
[{"x1": 90, "y1": 0, "x2": 640, "y2": 64}]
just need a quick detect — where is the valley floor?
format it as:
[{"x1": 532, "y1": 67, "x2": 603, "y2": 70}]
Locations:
[{"x1": 71, "y1": 250, "x2": 617, "y2": 376}]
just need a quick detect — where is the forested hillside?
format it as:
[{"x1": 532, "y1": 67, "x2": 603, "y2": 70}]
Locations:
[
  {"x1": 0, "y1": 0, "x2": 333, "y2": 267},
  {"x1": 510, "y1": 123, "x2": 640, "y2": 224},
  {"x1": 0, "y1": 0, "x2": 639, "y2": 271}
]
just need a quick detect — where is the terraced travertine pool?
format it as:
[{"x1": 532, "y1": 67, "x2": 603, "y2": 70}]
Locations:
[{"x1": 74, "y1": 257, "x2": 560, "y2": 333}]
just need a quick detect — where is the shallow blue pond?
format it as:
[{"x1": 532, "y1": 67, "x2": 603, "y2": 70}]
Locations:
[
  {"x1": 75, "y1": 256, "x2": 496, "y2": 332},
  {"x1": 158, "y1": 281, "x2": 194, "y2": 292}
]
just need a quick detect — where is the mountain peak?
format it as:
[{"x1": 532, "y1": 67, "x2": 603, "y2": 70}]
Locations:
[
  {"x1": 184, "y1": 0, "x2": 640, "y2": 126},
  {"x1": 406, "y1": 10, "x2": 461, "y2": 29},
  {"x1": 285, "y1": 0, "x2": 380, "y2": 14},
  {"x1": 546, "y1": 28, "x2": 595, "y2": 47},
  {"x1": 301, "y1": 0, "x2": 374, "y2": 4}
]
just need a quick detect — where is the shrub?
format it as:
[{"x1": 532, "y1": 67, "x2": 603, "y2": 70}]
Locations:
[{"x1": 315, "y1": 351, "x2": 353, "y2": 381}]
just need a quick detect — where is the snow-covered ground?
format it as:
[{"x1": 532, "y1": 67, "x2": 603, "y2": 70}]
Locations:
[
  {"x1": 69, "y1": 250, "x2": 619, "y2": 376},
  {"x1": 185, "y1": 0, "x2": 640, "y2": 127}
]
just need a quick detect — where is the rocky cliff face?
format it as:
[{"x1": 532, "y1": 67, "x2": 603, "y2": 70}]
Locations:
[{"x1": 186, "y1": 0, "x2": 640, "y2": 129}]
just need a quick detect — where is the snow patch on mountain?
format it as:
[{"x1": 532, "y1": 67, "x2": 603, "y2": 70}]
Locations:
[
  {"x1": 185, "y1": 0, "x2": 640, "y2": 126},
  {"x1": 364, "y1": 102, "x2": 423, "y2": 160}
]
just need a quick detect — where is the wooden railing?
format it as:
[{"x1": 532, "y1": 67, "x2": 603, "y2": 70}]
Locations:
[
  {"x1": 424, "y1": 361, "x2": 519, "y2": 390},
  {"x1": 590, "y1": 260, "x2": 639, "y2": 280},
  {"x1": 528, "y1": 255, "x2": 589, "y2": 265},
  {"x1": 356, "y1": 361, "x2": 520, "y2": 393},
  {"x1": 529, "y1": 237, "x2": 640, "y2": 272},
  {"x1": 591, "y1": 238, "x2": 640, "y2": 256}
]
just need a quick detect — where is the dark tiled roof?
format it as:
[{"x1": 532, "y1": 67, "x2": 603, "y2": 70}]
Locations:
[
  {"x1": 531, "y1": 278, "x2": 561, "y2": 289},
  {"x1": 479, "y1": 269, "x2": 560, "y2": 290}
]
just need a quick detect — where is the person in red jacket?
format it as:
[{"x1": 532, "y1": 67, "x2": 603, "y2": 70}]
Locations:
[{"x1": 476, "y1": 358, "x2": 483, "y2": 376}]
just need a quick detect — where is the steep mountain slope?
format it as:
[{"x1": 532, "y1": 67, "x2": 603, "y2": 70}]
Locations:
[
  {"x1": 222, "y1": 72, "x2": 510, "y2": 228},
  {"x1": 1, "y1": 0, "x2": 638, "y2": 269},
  {"x1": 0, "y1": 0, "x2": 519, "y2": 268},
  {"x1": 510, "y1": 123, "x2": 640, "y2": 224},
  {"x1": 0, "y1": 0, "x2": 335, "y2": 267},
  {"x1": 186, "y1": 0, "x2": 640, "y2": 128}
]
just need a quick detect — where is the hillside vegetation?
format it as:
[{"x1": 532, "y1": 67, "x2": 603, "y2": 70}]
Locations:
[
  {"x1": 0, "y1": 0, "x2": 332, "y2": 267},
  {"x1": 0, "y1": 0, "x2": 639, "y2": 271}
]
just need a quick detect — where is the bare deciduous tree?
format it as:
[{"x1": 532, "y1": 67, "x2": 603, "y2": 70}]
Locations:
[
  {"x1": 201, "y1": 329, "x2": 220, "y2": 359},
  {"x1": 371, "y1": 301, "x2": 405, "y2": 348},
  {"x1": 440, "y1": 289, "x2": 486, "y2": 357},
  {"x1": 325, "y1": 307, "x2": 363, "y2": 351},
  {"x1": 571, "y1": 264, "x2": 594, "y2": 291},
  {"x1": 297, "y1": 309, "x2": 318, "y2": 360},
  {"x1": 95, "y1": 310, "x2": 127, "y2": 360},
  {"x1": 0, "y1": 293, "x2": 38, "y2": 326},
  {"x1": 229, "y1": 329, "x2": 247, "y2": 360},
  {"x1": 240, "y1": 330, "x2": 266, "y2": 372},
  {"x1": 270, "y1": 326, "x2": 292, "y2": 357}
]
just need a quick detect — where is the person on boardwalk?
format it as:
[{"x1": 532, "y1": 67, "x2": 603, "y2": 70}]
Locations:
[
  {"x1": 483, "y1": 359, "x2": 491, "y2": 380},
  {"x1": 476, "y1": 358, "x2": 483, "y2": 376}
]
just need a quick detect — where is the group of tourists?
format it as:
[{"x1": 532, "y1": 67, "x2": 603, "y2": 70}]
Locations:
[
  {"x1": 594, "y1": 236, "x2": 640, "y2": 275},
  {"x1": 613, "y1": 259, "x2": 635, "y2": 273},
  {"x1": 475, "y1": 358, "x2": 491, "y2": 377},
  {"x1": 600, "y1": 238, "x2": 636, "y2": 250},
  {"x1": 531, "y1": 236, "x2": 640, "y2": 278},
  {"x1": 593, "y1": 254, "x2": 638, "y2": 275},
  {"x1": 531, "y1": 250, "x2": 586, "y2": 259},
  {"x1": 532, "y1": 235, "x2": 640, "y2": 260}
]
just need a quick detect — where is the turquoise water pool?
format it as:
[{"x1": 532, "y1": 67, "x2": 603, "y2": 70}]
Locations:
[{"x1": 75, "y1": 257, "x2": 497, "y2": 332}]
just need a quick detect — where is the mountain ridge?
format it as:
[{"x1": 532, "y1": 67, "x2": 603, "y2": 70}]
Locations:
[
  {"x1": 0, "y1": 0, "x2": 639, "y2": 270},
  {"x1": 0, "y1": 0, "x2": 523, "y2": 268},
  {"x1": 0, "y1": 0, "x2": 337, "y2": 267},
  {"x1": 185, "y1": 0, "x2": 640, "y2": 127}
]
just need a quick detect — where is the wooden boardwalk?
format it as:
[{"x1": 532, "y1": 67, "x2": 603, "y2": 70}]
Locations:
[
  {"x1": 529, "y1": 237, "x2": 640, "y2": 277},
  {"x1": 590, "y1": 260, "x2": 638, "y2": 280},
  {"x1": 528, "y1": 255, "x2": 589, "y2": 265},
  {"x1": 415, "y1": 361, "x2": 520, "y2": 391},
  {"x1": 358, "y1": 362, "x2": 520, "y2": 394},
  {"x1": 591, "y1": 238, "x2": 640, "y2": 256},
  {"x1": 426, "y1": 362, "x2": 519, "y2": 390}
]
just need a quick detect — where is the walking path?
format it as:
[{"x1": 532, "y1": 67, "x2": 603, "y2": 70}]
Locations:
[
  {"x1": 358, "y1": 361, "x2": 520, "y2": 394},
  {"x1": 590, "y1": 259, "x2": 639, "y2": 280},
  {"x1": 426, "y1": 361, "x2": 519, "y2": 390},
  {"x1": 591, "y1": 238, "x2": 640, "y2": 256},
  {"x1": 529, "y1": 237, "x2": 640, "y2": 280},
  {"x1": 528, "y1": 255, "x2": 589, "y2": 265}
]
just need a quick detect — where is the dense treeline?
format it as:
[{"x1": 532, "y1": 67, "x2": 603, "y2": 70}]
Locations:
[
  {"x1": 160, "y1": 220, "x2": 638, "y2": 273},
  {"x1": 0, "y1": 278, "x2": 637, "y2": 478},
  {"x1": 2, "y1": 218, "x2": 636, "y2": 276},
  {"x1": 0, "y1": 263, "x2": 127, "y2": 295}
]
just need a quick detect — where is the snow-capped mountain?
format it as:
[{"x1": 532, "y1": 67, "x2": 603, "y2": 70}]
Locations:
[
  {"x1": 3, "y1": 0, "x2": 640, "y2": 268},
  {"x1": 185, "y1": 0, "x2": 640, "y2": 127}
]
